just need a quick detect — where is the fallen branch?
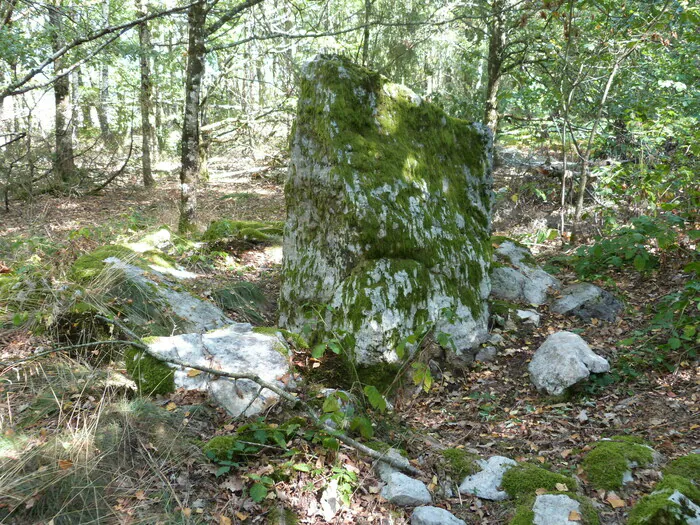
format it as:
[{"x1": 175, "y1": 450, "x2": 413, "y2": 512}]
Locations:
[
  {"x1": 0, "y1": 339, "x2": 142, "y2": 370},
  {"x1": 98, "y1": 315, "x2": 421, "y2": 476}
]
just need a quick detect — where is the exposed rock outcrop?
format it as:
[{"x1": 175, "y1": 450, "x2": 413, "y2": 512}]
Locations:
[{"x1": 279, "y1": 55, "x2": 493, "y2": 370}]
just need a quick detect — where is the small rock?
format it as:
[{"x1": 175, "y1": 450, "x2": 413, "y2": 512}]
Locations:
[
  {"x1": 375, "y1": 448, "x2": 412, "y2": 482},
  {"x1": 459, "y1": 456, "x2": 516, "y2": 501},
  {"x1": 380, "y1": 472, "x2": 432, "y2": 506},
  {"x1": 320, "y1": 478, "x2": 341, "y2": 521},
  {"x1": 528, "y1": 331, "x2": 610, "y2": 396},
  {"x1": 516, "y1": 309, "x2": 540, "y2": 326},
  {"x1": 475, "y1": 346, "x2": 498, "y2": 363},
  {"x1": 550, "y1": 283, "x2": 623, "y2": 322},
  {"x1": 488, "y1": 333, "x2": 504, "y2": 345},
  {"x1": 577, "y1": 410, "x2": 589, "y2": 423},
  {"x1": 531, "y1": 494, "x2": 582, "y2": 525},
  {"x1": 411, "y1": 506, "x2": 466, "y2": 525}
]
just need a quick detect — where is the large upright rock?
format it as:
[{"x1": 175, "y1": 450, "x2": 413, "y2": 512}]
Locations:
[{"x1": 279, "y1": 55, "x2": 493, "y2": 368}]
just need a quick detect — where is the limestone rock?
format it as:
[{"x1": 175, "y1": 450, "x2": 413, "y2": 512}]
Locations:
[
  {"x1": 458, "y1": 456, "x2": 516, "y2": 501},
  {"x1": 104, "y1": 256, "x2": 228, "y2": 334},
  {"x1": 629, "y1": 490, "x2": 700, "y2": 525},
  {"x1": 490, "y1": 241, "x2": 560, "y2": 306},
  {"x1": 380, "y1": 472, "x2": 432, "y2": 506},
  {"x1": 550, "y1": 283, "x2": 623, "y2": 322},
  {"x1": 320, "y1": 478, "x2": 342, "y2": 521},
  {"x1": 145, "y1": 324, "x2": 290, "y2": 417},
  {"x1": 532, "y1": 494, "x2": 583, "y2": 525},
  {"x1": 411, "y1": 506, "x2": 466, "y2": 525},
  {"x1": 376, "y1": 448, "x2": 412, "y2": 482},
  {"x1": 279, "y1": 54, "x2": 493, "y2": 368},
  {"x1": 529, "y1": 331, "x2": 609, "y2": 396},
  {"x1": 475, "y1": 346, "x2": 498, "y2": 363},
  {"x1": 516, "y1": 309, "x2": 541, "y2": 326}
]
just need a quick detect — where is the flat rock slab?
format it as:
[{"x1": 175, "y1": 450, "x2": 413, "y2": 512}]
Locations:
[
  {"x1": 146, "y1": 324, "x2": 290, "y2": 417},
  {"x1": 532, "y1": 494, "x2": 582, "y2": 525},
  {"x1": 551, "y1": 283, "x2": 623, "y2": 322},
  {"x1": 459, "y1": 455, "x2": 516, "y2": 501},
  {"x1": 380, "y1": 472, "x2": 432, "y2": 506},
  {"x1": 529, "y1": 331, "x2": 609, "y2": 396},
  {"x1": 411, "y1": 506, "x2": 466, "y2": 525},
  {"x1": 490, "y1": 241, "x2": 560, "y2": 306},
  {"x1": 104, "y1": 257, "x2": 229, "y2": 333}
]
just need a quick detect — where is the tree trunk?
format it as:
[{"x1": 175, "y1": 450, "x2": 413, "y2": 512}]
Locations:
[
  {"x1": 97, "y1": 0, "x2": 112, "y2": 141},
  {"x1": 49, "y1": 3, "x2": 76, "y2": 187},
  {"x1": 179, "y1": 0, "x2": 206, "y2": 233},
  {"x1": 484, "y1": 0, "x2": 506, "y2": 136},
  {"x1": 361, "y1": 0, "x2": 372, "y2": 66},
  {"x1": 137, "y1": 0, "x2": 155, "y2": 187}
]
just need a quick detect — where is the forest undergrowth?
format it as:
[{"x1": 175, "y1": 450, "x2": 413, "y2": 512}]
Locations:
[{"x1": 0, "y1": 150, "x2": 698, "y2": 525}]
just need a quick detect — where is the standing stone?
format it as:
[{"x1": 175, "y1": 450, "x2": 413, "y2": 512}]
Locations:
[{"x1": 279, "y1": 55, "x2": 493, "y2": 369}]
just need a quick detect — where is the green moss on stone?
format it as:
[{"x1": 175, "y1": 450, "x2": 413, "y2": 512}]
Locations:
[
  {"x1": 267, "y1": 506, "x2": 299, "y2": 525},
  {"x1": 201, "y1": 220, "x2": 284, "y2": 243},
  {"x1": 202, "y1": 435, "x2": 236, "y2": 461},
  {"x1": 501, "y1": 463, "x2": 577, "y2": 500},
  {"x1": 664, "y1": 454, "x2": 700, "y2": 484},
  {"x1": 509, "y1": 494, "x2": 599, "y2": 525},
  {"x1": 628, "y1": 489, "x2": 698, "y2": 525},
  {"x1": 657, "y1": 475, "x2": 700, "y2": 506},
  {"x1": 582, "y1": 437, "x2": 655, "y2": 490},
  {"x1": 125, "y1": 348, "x2": 174, "y2": 396},
  {"x1": 71, "y1": 245, "x2": 136, "y2": 282},
  {"x1": 441, "y1": 448, "x2": 479, "y2": 480}
]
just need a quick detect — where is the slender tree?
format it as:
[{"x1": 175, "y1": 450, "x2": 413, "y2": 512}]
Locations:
[{"x1": 137, "y1": 0, "x2": 155, "y2": 187}]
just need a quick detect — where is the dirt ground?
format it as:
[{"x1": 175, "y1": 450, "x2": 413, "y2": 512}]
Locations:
[{"x1": 1, "y1": 152, "x2": 698, "y2": 524}]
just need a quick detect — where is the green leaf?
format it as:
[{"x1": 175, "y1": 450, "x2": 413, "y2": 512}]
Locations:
[
  {"x1": 667, "y1": 337, "x2": 682, "y2": 349},
  {"x1": 249, "y1": 482, "x2": 268, "y2": 502},
  {"x1": 323, "y1": 396, "x2": 340, "y2": 413},
  {"x1": 215, "y1": 465, "x2": 231, "y2": 477},
  {"x1": 293, "y1": 463, "x2": 311, "y2": 472},
  {"x1": 633, "y1": 254, "x2": 648, "y2": 272},
  {"x1": 311, "y1": 343, "x2": 326, "y2": 359},
  {"x1": 322, "y1": 437, "x2": 340, "y2": 451},
  {"x1": 328, "y1": 341, "x2": 342, "y2": 354},
  {"x1": 350, "y1": 416, "x2": 374, "y2": 438},
  {"x1": 363, "y1": 385, "x2": 387, "y2": 413}
]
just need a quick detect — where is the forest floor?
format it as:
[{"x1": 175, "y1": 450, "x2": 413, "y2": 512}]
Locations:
[{"x1": 0, "y1": 151, "x2": 698, "y2": 524}]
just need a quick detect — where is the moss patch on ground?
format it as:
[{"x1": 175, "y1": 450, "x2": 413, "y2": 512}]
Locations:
[
  {"x1": 501, "y1": 463, "x2": 576, "y2": 500},
  {"x1": 663, "y1": 454, "x2": 700, "y2": 484},
  {"x1": 627, "y1": 489, "x2": 699, "y2": 525},
  {"x1": 202, "y1": 435, "x2": 236, "y2": 461},
  {"x1": 582, "y1": 436, "x2": 655, "y2": 490},
  {"x1": 125, "y1": 348, "x2": 175, "y2": 396},
  {"x1": 201, "y1": 220, "x2": 284, "y2": 244},
  {"x1": 440, "y1": 448, "x2": 479, "y2": 480},
  {"x1": 656, "y1": 475, "x2": 700, "y2": 506},
  {"x1": 70, "y1": 245, "x2": 136, "y2": 282}
]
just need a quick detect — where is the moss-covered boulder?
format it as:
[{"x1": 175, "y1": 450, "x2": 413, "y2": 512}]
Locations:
[
  {"x1": 202, "y1": 219, "x2": 284, "y2": 244},
  {"x1": 501, "y1": 463, "x2": 577, "y2": 501},
  {"x1": 70, "y1": 243, "x2": 229, "y2": 337},
  {"x1": 279, "y1": 54, "x2": 493, "y2": 369},
  {"x1": 628, "y1": 488, "x2": 700, "y2": 525},
  {"x1": 582, "y1": 436, "x2": 657, "y2": 490},
  {"x1": 510, "y1": 493, "x2": 600, "y2": 525}
]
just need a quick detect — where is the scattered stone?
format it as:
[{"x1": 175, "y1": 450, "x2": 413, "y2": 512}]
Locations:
[
  {"x1": 279, "y1": 54, "x2": 494, "y2": 369},
  {"x1": 550, "y1": 283, "x2": 623, "y2": 322},
  {"x1": 475, "y1": 346, "x2": 498, "y2": 363},
  {"x1": 459, "y1": 455, "x2": 516, "y2": 501},
  {"x1": 380, "y1": 472, "x2": 432, "y2": 506},
  {"x1": 490, "y1": 240, "x2": 560, "y2": 306},
  {"x1": 411, "y1": 506, "x2": 466, "y2": 525},
  {"x1": 488, "y1": 333, "x2": 504, "y2": 345},
  {"x1": 628, "y1": 489, "x2": 700, "y2": 525},
  {"x1": 582, "y1": 437, "x2": 657, "y2": 490},
  {"x1": 376, "y1": 449, "x2": 412, "y2": 482},
  {"x1": 528, "y1": 331, "x2": 610, "y2": 396},
  {"x1": 320, "y1": 478, "x2": 342, "y2": 521},
  {"x1": 516, "y1": 309, "x2": 540, "y2": 326},
  {"x1": 577, "y1": 410, "x2": 589, "y2": 423},
  {"x1": 144, "y1": 324, "x2": 290, "y2": 417},
  {"x1": 531, "y1": 494, "x2": 583, "y2": 525}
]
